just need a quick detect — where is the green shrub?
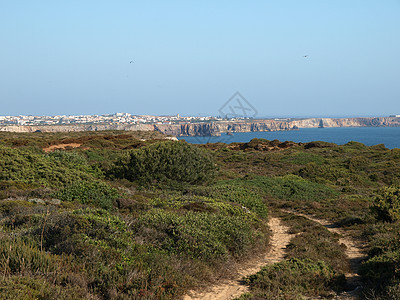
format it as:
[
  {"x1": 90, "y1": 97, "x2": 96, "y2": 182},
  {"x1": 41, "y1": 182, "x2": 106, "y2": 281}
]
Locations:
[
  {"x1": 39, "y1": 209, "x2": 129, "y2": 255},
  {"x1": 0, "y1": 276, "x2": 86, "y2": 300},
  {"x1": 0, "y1": 145, "x2": 97, "y2": 187},
  {"x1": 282, "y1": 152, "x2": 324, "y2": 165},
  {"x1": 371, "y1": 186, "x2": 400, "y2": 222},
  {"x1": 282, "y1": 214, "x2": 350, "y2": 274},
  {"x1": 190, "y1": 183, "x2": 268, "y2": 218},
  {"x1": 0, "y1": 238, "x2": 58, "y2": 275},
  {"x1": 0, "y1": 200, "x2": 34, "y2": 216},
  {"x1": 360, "y1": 251, "x2": 400, "y2": 283},
  {"x1": 114, "y1": 141, "x2": 216, "y2": 185},
  {"x1": 298, "y1": 163, "x2": 350, "y2": 184},
  {"x1": 33, "y1": 208, "x2": 204, "y2": 298},
  {"x1": 133, "y1": 209, "x2": 261, "y2": 260},
  {"x1": 54, "y1": 181, "x2": 120, "y2": 210},
  {"x1": 239, "y1": 174, "x2": 338, "y2": 202},
  {"x1": 245, "y1": 258, "x2": 343, "y2": 298}
]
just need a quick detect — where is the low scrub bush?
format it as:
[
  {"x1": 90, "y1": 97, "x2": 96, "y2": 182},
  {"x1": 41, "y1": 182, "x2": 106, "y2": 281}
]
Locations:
[
  {"x1": 281, "y1": 152, "x2": 325, "y2": 165},
  {"x1": 0, "y1": 145, "x2": 97, "y2": 188},
  {"x1": 371, "y1": 185, "x2": 400, "y2": 222},
  {"x1": 238, "y1": 174, "x2": 338, "y2": 202},
  {"x1": 0, "y1": 238, "x2": 58, "y2": 275},
  {"x1": 282, "y1": 214, "x2": 350, "y2": 274},
  {"x1": 54, "y1": 181, "x2": 120, "y2": 210},
  {"x1": 244, "y1": 258, "x2": 343, "y2": 298},
  {"x1": 189, "y1": 183, "x2": 268, "y2": 219},
  {"x1": 0, "y1": 276, "x2": 87, "y2": 300},
  {"x1": 132, "y1": 209, "x2": 262, "y2": 260},
  {"x1": 361, "y1": 222, "x2": 400, "y2": 297},
  {"x1": 113, "y1": 141, "x2": 216, "y2": 185}
]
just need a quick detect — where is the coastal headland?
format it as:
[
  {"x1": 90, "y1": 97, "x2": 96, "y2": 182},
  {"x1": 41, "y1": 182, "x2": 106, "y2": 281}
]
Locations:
[{"x1": 1, "y1": 117, "x2": 400, "y2": 137}]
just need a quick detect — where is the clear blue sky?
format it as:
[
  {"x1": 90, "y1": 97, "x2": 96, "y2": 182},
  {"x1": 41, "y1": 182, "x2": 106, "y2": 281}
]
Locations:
[{"x1": 1, "y1": 0, "x2": 399, "y2": 117}]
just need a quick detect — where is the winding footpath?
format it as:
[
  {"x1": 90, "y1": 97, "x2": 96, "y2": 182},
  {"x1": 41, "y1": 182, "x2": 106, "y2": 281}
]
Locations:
[
  {"x1": 283, "y1": 210, "x2": 366, "y2": 298},
  {"x1": 183, "y1": 211, "x2": 366, "y2": 300},
  {"x1": 183, "y1": 217, "x2": 292, "y2": 300}
]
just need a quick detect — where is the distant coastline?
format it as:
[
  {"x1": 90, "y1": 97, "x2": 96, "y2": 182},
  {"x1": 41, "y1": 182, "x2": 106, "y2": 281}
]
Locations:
[
  {"x1": 1, "y1": 117, "x2": 400, "y2": 137},
  {"x1": 179, "y1": 127, "x2": 400, "y2": 149}
]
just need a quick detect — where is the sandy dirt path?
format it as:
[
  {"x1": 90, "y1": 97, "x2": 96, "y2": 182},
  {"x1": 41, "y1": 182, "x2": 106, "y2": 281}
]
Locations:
[
  {"x1": 283, "y1": 210, "x2": 366, "y2": 297},
  {"x1": 43, "y1": 143, "x2": 85, "y2": 152},
  {"x1": 183, "y1": 217, "x2": 292, "y2": 300}
]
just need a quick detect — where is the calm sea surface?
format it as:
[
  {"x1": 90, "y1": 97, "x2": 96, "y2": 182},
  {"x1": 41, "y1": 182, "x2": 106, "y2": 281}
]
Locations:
[{"x1": 178, "y1": 127, "x2": 400, "y2": 149}]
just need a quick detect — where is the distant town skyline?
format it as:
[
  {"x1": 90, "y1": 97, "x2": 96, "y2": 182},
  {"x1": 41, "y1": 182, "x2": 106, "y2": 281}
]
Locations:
[{"x1": 1, "y1": 1, "x2": 399, "y2": 117}]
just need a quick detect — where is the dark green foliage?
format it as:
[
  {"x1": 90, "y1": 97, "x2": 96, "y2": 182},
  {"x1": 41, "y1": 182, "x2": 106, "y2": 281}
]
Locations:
[
  {"x1": 114, "y1": 141, "x2": 216, "y2": 185},
  {"x1": 244, "y1": 258, "x2": 343, "y2": 299},
  {"x1": 190, "y1": 183, "x2": 268, "y2": 218},
  {"x1": 0, "y1": 238, "x2": 59, "y2": 275},
  {"x1": 54, "y1": 181, "x2": 120, "y2": 210},
  {"x1": 31, "y1": 208, "x2": 193, "y2": 298},
  {"x1": 361, "y1": 222, "x2": 400, "y2": 297},
  {"x1": 241, "y1": 174, "x2": 339, "y2": 202},
  {"x1": 371, "y1": 185, "x2": 400, "y2": 222},
  {"x1": 0, "y1": 276, "x2": 86, "y2": 300},
  {"x1": 298, "y1": 163, "x2": 351, "y2": 184},
  {"x1": 304, "y1": 141, "x2": 336, "y2": 149},
  {"x1": 281, "y1": 214, "x2": 350, "y2": 274},
  {"x1": 344, "y1": 141, "x2": 368, "y2": 150},
  {"x1": 0, "y1": 145, "x2": 97, "y2": 188},
  {"x1": 132, "y1": 208, "x2": 264, "y2": 260},
  {"x1": 281, "y1": 152, "x2": 325, "y2": 165}
]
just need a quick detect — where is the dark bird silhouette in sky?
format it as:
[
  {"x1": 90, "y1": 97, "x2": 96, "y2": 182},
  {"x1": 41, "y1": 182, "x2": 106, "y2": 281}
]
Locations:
[
  {"x1": 303, "y1": 55, "x2": 309, "y2": 58},
  {"x1": 130, "y1": 61, "x2": 134, "y2": 64}
]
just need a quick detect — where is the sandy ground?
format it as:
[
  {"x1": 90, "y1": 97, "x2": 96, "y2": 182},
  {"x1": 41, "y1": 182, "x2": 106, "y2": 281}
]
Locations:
[
  {"x1": 183, "y1": 217, "x2": 292, "y2": 300},
  {"x1": 43, "y1": 143, "x2": 85, "y2": 152}
]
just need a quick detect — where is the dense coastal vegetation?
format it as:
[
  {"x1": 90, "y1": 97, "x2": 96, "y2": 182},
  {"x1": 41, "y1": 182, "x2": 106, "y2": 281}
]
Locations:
[{"x1": 0, "y1": 130, "x2": 399, "y2": 299}]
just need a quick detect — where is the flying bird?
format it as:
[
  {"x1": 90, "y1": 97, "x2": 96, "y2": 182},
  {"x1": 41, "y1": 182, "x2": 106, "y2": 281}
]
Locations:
[
  {"x1": 303, "y1": 55, "x2": 309, "y2": 58},
  {"x1": 130, "y1": 61, "x2": 134, "y2": 64}
]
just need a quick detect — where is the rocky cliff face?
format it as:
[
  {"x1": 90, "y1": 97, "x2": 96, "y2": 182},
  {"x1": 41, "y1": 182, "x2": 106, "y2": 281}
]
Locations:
[
  {"x1": 1, "y1": 117, "x2": 399, "y2": 136},
  {"x1": 291, "y1": 117, "x2": 400, "y2": 128}
]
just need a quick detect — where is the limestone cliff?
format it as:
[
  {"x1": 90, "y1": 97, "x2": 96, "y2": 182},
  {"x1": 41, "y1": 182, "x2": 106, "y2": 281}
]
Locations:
[
  {"x1": 1, "y1": 117, "x2": 399, "y2": 137},
  {"x1": 291, "y1": 117, "x2": 400, "y2": 128}
]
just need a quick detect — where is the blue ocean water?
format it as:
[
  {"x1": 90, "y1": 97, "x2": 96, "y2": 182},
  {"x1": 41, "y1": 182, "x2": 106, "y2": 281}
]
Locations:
[{"x1": 178, "y1": 127, "x2": 400, "y2": 149}]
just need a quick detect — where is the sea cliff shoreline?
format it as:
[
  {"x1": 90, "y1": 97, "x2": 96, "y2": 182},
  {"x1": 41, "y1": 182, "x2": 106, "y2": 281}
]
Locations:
[{"x1": 1, "y1": 117, "x2": 399, "y2": 137}]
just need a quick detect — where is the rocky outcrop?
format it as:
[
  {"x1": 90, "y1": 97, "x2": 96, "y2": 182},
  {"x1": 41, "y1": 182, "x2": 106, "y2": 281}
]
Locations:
[{"x1": 1, "y1": 117, "x2": 399, "y2": 137}]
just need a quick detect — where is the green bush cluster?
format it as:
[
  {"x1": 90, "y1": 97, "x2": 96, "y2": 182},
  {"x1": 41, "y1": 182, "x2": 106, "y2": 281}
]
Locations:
[
  {"x1": 132, "y1": 209, "x2": 261, "y2": 260},
  {"x1": 371, "y1": 185, "x2": 400, "y2": 222},
  {"x1": 281, "y1": 214, "x2": 350, "y2": 274},
  {"x1": 190, "y1": 183, "x2": 268, "y2": 218},
  {"x1": 361, "y1": 222, "x2": 400, "y2": 298},
  {"x1": 241, "y1": 174, "x2": 338, "y2": 202},
  {"x1": 243, "y1": 258, "x2": 341, "y2": 299},
  {"x1": 149, "y1": 195, "x2": 260, "y2": 222},
  {"x1": 281, "y1": 152, "x2": 325, "y2": 165},
  {"x1": 0, "y1": 145, "x2": 98, "y2": 188},
  {"x1": 15, "y1": 208, "x2": 195, "y2": 298},
  {"x1": 0, "y1": 238, "x2": 59, "y2": 275},
  {"x1": 113, "y1": 141, "x2": 216, "y2": 185},
  {"x1": 54, "y1": 181, "x2": 120, "y2": 210},
  {"x1": 0, "y1": 276, "x2": 86, "y2": 300}
]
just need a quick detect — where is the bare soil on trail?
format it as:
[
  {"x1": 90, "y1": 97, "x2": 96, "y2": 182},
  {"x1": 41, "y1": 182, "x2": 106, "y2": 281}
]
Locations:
[
  {"x1": 283, "y1": 210, "x2": 367, "y2": 298},
  {"x1": 183, "y1": 211, "x2": 366, "y2": 300},
  {"x1": 183, "y1": 217, "x2": 292, "y2": 300},
  {"x1": 43, "y1": 143, "x2": 88, "y2": 152}
]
